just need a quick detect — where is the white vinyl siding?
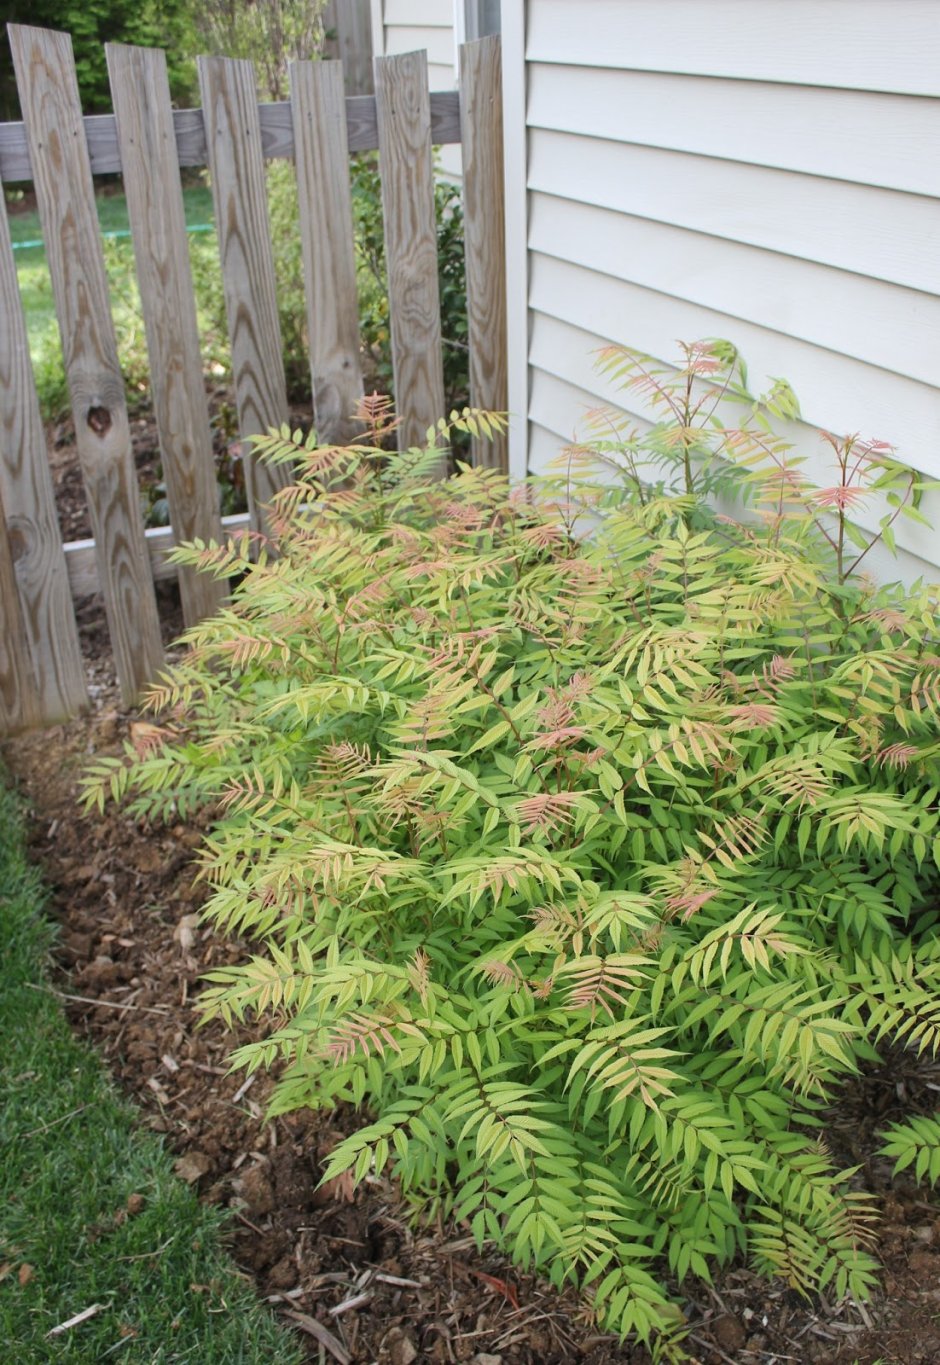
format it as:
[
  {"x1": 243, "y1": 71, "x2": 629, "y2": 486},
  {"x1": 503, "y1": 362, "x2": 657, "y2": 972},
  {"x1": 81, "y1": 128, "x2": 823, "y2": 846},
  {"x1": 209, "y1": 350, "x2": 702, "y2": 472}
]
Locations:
[
  {"x1": 521, "y1": 0, "x2": 940, "y2": 580},
  {"x1": 525, "y1": 0, "x2": 940, "y2": 95},
  {"x1": 527, "y1": 67, "x2": 940, "y2": 197}
]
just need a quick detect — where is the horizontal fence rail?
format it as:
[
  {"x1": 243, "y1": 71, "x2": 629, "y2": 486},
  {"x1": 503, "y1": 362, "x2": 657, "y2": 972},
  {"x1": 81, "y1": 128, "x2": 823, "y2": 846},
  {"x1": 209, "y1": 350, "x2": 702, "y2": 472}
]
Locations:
[
  {"x1": 0, "y1": 24, "x2": 507, "y2": 733},
  {"x1": 0, "y1": 92, "x2": 462, "y2": 183}
]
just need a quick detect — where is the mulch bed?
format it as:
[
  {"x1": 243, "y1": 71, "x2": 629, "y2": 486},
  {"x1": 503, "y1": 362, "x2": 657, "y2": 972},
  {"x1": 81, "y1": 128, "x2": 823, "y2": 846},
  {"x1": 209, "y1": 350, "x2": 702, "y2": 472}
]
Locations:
[{"x1": 3, "y1": 411, "x2": 940, "y2": 1363}]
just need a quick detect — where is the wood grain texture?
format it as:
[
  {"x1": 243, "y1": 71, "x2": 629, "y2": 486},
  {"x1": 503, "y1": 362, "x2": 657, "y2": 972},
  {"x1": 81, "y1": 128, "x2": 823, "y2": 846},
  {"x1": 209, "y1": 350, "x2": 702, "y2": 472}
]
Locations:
[
  {"x1": 290, "y1": 59, "x2": 364, "y2": 446},
  {"x1": 8, "y1": 24, "x2": 164, "y2": 705},
  {"x1": 198, "y1": 55, "x2": 291, "y2": 527},
  {"x1": 459, "y1": 36, "x2": 507, "y2": 471},
  {"x1": 107, "y1": 43, "x2": 225, "y2": 626},
  {"x1": 384, "y1": 26, "x2": 456, "y2": 68},
  {"x1": 374, "y1": 50, "x2": 446, "y2": 456},
  {"x1": 0, "y1": 191, "x2": 88, "y2": 722},
  {"x1": 0, "y1": 485, "x2": 40, "y2": 734},
  {"x1": 0, "y1": 92, "x2": 462, "y2": 183}
]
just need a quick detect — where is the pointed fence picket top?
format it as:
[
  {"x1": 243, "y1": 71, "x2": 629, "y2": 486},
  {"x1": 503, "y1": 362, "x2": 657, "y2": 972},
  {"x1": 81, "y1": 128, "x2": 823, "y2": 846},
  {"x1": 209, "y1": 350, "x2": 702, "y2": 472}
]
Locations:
[
  {"x1": 106, "y1": 42, "x2": 226, "y2": 627},
  {"x1": 0, "y1": 148, "x2": 88, "y2": 724},
  {"x1": 197, "y1": 54, "x2": 293, "y2": 528},
  {"x1": 8, "y1": 24, "x2": 165, "y2": 706},
  {"x1": 0, "y1": 26, "x2": 507, "y2": 735},
  {"x1": 374, "y1": 50, "x2": 447, "y2": 460}
]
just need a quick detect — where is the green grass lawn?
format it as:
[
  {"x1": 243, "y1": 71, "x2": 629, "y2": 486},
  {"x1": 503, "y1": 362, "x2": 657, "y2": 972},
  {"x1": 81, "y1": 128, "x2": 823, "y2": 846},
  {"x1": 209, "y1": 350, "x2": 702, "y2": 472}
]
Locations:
[
  {"x1": 7, "y1": 183, "x2": 215, "y2": 249},
  {"x1": 0, "y1": 773, "x2": 301, "y2": 1365},
  {"x1": 8, "y1": 184, "x2": 219, "y2": 419}
]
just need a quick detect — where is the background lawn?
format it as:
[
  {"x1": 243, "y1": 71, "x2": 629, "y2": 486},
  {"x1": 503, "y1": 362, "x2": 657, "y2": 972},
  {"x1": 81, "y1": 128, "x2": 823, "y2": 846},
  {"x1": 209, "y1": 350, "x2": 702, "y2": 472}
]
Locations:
[
  {"x1": 7, "y1": 182, "x2": 220, "y2": 420},
  {"x1": 6, "y1": 182, "x2": 215, "y2": 250}
]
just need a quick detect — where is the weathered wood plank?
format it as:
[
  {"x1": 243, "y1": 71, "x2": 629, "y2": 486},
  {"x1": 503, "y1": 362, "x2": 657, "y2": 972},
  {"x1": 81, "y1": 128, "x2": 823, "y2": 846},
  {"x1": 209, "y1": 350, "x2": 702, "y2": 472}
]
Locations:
[
  {"x1": 290, "y1": 59, "x2": 364, "y2": 445},
  {"x1": 0, "y1": 485, "x2": 40, "y2": 734},
  {"x1": 0, "y1": 91, "x2": 462, "y2": 184},
  {"x1": 8, "y1": 24, "x2": 164, "y2": 705},
  {"x1": 374, "y1": 50, "x2": 445, "y2": 456},
  {"x1": 459, "y1": 36, "x2": 507, "y2": 471},
  {"x1": 0, "y1": 186, "x2": 88, "y2": 721},
  {"x1": 198, "y1": 55, "x2": 292, "y2": 527},
  {"x1": 107, "y1": 43, "x2": 225, "y2": 626}
]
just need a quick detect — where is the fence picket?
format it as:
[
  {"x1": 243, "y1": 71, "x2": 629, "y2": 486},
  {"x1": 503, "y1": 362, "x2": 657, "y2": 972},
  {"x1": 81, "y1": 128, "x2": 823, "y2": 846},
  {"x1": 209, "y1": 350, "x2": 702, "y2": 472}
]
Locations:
[
  {"x1": 290, "y1": 59, "x2": 364, "y2": 446},
  {"x1": 107, "y1": 43, "x2": 225, "y2": 627},
  {"x1": 8, "y1": 24, "x2": 164, "y2": 705},
  {"x1": 197, "y1": 55, "x2": 291, "y2": 529},
  {"x1": 374, "y1": 51, "x2": 446, "y2": 457},
  {"x1": 459, "y1": 36, "x2": 508, "y2": 472},
  {"x1": 0, "y1": 486, "x2": 40, "y2": 733},
  {"x1": 0, "y1": 189, "x2": 88, "y2": 722}
]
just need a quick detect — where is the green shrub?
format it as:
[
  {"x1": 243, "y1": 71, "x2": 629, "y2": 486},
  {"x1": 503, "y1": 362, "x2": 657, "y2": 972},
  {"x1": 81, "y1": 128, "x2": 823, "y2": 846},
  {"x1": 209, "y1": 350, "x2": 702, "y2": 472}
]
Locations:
[
  {"x1": 85, "y1": 346, "x2": 940, "y2": 1352},
  {"x1": 0, "y1": 0, "x2": 195, "y2": 120}
]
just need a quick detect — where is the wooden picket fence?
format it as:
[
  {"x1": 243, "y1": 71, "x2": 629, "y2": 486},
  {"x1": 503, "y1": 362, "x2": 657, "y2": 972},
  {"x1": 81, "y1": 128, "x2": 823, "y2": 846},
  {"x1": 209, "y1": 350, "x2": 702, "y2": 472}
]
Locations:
[{"x1": 0, "y1": 24, "x2": 506, "y2": 733}]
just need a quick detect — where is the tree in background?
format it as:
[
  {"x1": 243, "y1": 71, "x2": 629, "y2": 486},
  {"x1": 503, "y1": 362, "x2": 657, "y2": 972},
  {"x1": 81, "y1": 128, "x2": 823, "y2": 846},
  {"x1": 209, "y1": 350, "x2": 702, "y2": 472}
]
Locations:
[
  {"x1": 0, "y1": 0, "x2": 196, "y2": 121},
  {"x1": 188, "y1": 0, "x2": 328, "y2": 102}
]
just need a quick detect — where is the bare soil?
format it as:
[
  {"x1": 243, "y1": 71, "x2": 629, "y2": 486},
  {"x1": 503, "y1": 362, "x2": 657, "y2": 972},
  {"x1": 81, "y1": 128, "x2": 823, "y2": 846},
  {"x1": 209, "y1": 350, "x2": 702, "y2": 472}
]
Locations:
[
  {"x1": 46, "y1": 387, "x2": 254, "y2": 545},
  {"x1": 3, "y1": 417, "x2": 940, "y2": 1363}
]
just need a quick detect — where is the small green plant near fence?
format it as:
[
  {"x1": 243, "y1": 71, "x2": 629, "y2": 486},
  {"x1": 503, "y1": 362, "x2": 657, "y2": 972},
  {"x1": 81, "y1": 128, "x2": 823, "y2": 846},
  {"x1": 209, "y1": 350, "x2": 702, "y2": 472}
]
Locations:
[{"x1": 85, "y1": 346, "x2": 940, "y2": 1352}]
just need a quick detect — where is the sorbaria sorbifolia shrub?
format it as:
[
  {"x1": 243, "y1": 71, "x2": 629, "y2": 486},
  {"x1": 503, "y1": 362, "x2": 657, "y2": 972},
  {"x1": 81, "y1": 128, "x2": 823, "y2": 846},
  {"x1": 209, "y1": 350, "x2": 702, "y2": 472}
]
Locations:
[{"x1": 85, "y1": 352, "x2": 940, "y2": 1353}]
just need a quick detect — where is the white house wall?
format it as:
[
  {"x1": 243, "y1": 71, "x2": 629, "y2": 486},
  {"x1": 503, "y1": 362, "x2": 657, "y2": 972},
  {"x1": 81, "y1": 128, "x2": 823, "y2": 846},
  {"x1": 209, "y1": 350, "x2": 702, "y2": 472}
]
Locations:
[{"x1": 520, "y1": 0, "x2": 940, "y2": 580}]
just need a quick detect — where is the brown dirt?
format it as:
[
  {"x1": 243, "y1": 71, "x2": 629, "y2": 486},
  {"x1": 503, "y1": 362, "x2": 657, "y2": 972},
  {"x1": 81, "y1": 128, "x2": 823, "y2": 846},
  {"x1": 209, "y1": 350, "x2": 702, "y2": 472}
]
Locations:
[
  {"x1": 46, "y1": 386, "x2": 255, "y2": 545},
  {"x1": 4, "y1": 424, "x2": 940, "y2": 1363}
]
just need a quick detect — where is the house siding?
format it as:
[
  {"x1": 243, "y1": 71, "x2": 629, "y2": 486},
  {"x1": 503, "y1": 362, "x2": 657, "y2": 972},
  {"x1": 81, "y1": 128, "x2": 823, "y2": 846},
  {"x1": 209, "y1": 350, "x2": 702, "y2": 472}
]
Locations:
[{"x1": 520, "y1": 0, "x2": 940, "y2": 580}]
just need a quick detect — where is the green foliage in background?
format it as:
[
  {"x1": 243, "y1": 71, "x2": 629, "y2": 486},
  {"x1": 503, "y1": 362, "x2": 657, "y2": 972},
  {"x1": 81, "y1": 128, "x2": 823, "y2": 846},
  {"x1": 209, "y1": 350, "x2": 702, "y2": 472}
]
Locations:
[
  {"x1": 189, "y1": 154, "x2": 470, "y2": 414},
  {"x1": 0, "y1": 0, "x2": 195, "y2": 120},
  {"x1": 9, "y1": 184, "x2": 219, "y2": 422},
  {"x1": 86, "y1": 344, "x2": 940, "y2": 1353},
  {"x1": 151, "y1": 155, "x2": 469, "y2": 425},
  {"x1": 186, "y1": 0, "x2": 327, "y2": 102},
  {"x1": 0, "y1": 773, "x2": 301, "y2": 1364}
]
